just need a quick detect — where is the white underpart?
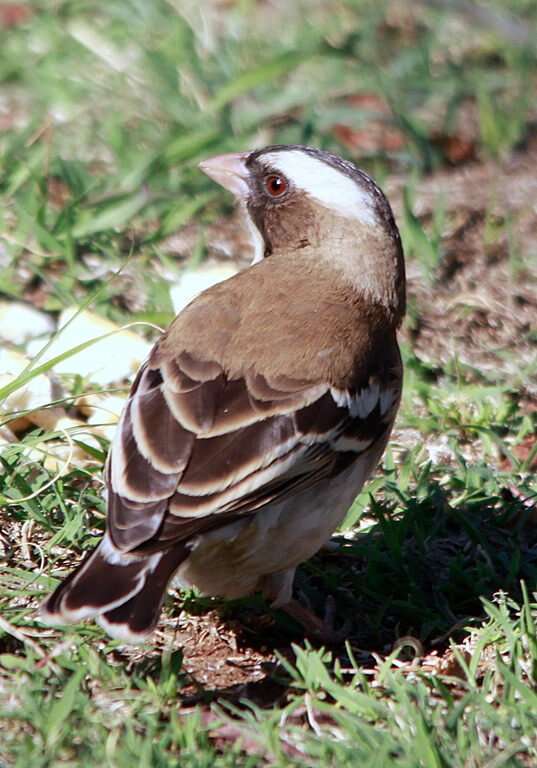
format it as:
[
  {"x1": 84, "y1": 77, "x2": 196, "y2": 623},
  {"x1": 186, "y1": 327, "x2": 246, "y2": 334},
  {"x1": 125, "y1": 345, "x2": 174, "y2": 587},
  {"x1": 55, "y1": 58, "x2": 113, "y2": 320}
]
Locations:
[{"x1": 262, "y1": 150, "x2": 377, "y2": 225}]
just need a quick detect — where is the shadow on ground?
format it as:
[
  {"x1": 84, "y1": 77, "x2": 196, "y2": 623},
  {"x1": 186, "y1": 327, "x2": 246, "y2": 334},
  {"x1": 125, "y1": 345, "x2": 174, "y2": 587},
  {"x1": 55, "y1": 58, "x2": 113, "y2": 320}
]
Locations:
[{"x1": 123, "y1": 474, "x2": 536, "y2": 707}]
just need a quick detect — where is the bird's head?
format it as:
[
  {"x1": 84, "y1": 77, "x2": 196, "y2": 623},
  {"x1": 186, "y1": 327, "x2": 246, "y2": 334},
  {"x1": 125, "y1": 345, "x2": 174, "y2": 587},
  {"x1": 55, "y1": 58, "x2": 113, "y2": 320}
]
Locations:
[{"x1": 199, "y1": 144, "x2": 405, "y2": 319}]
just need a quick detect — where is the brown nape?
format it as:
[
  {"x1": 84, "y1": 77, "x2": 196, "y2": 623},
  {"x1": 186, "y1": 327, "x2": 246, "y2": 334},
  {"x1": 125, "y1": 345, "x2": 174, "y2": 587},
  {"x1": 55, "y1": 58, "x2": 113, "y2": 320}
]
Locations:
[{"x1": 245, "y1": 187, "x2": 405, "y2": 322}]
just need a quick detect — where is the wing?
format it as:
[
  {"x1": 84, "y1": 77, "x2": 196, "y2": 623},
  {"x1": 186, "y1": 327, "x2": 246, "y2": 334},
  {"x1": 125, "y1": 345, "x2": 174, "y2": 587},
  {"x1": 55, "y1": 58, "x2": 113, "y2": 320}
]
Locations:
[{"x1": 105, "y1": 342, "x2": 401, "y2": 553}]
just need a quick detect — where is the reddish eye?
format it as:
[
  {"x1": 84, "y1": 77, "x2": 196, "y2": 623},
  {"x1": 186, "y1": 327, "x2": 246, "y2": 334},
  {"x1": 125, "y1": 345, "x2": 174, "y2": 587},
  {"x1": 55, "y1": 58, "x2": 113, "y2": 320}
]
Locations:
[{"x1": 264, "y1": 174, "x2": 288, "y2": 197}]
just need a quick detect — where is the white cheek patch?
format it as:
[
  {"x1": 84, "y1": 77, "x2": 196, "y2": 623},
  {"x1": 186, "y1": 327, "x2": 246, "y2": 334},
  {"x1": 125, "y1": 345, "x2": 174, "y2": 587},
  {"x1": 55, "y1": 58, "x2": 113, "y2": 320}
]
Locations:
[{"x1": 262, "y1": 150, "x2": 377, "y2": 225}]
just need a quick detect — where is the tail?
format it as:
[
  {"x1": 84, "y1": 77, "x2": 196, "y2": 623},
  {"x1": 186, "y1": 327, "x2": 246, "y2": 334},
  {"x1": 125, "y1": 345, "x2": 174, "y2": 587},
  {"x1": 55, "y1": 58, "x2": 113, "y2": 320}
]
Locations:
[{"x1": 40, "y1": 533, "x2": 188, "y2": 644}]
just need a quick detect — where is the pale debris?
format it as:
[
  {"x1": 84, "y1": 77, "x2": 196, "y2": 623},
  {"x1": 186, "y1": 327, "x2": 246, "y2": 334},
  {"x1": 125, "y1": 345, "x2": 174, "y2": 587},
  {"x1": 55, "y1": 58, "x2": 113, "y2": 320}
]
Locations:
[
  {"x1": 26, "y1": 307, "x2": 152, "y2": 386},
  {"x1": 0, "y1": 424, "x2": 17, "y2": 445},
  {"x1": 0, "y1": 347, "x2": 65, "y2": 433},
  {"x1": 76, "y1": 392, "x2": 127, "y2": 441},
  {"x1": 170, "y1": 263, "x2": 239, "y2": 314},
  {"x1": 424, "y1": 434, "x2": 457, "y2": 465},
  {"x1": 0, "y1": 301, "x2": 55, "y2": 345},
  {"x1": 39, "y1": 416, "x2": 105, "y2": 473}
]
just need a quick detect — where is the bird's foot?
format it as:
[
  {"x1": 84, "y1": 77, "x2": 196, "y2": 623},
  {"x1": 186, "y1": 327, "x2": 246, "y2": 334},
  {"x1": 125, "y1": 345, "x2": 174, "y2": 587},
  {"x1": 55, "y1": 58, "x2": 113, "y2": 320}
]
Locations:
[{"x1": 281, "y1": 594, "x2": 351, "y2": 644}]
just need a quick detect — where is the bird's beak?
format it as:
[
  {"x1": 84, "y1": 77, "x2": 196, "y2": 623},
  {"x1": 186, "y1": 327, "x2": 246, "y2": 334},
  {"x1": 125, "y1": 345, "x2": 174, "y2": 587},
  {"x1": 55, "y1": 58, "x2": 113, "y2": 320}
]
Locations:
[{"x1": 199, "y1": 152, "x2": 250, "y2": 199}]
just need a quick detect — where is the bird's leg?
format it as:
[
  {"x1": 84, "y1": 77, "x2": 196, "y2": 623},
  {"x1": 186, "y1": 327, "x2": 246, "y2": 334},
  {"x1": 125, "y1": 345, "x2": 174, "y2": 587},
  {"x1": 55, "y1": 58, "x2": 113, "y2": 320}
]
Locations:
[{"x1": 281, "y1": 594, "x2": 351, "y2": 644}]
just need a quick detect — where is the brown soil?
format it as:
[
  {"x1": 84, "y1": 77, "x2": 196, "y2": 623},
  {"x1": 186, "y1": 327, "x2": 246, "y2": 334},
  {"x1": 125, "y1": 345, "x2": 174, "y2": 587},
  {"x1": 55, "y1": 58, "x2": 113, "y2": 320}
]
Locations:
[{"x1": 389, "y1": 138, "x2": 537, "y2": 394}]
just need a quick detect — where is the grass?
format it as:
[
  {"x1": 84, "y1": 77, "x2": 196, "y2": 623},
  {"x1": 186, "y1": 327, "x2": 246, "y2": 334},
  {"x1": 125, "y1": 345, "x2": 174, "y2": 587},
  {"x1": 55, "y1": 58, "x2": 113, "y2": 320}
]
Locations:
[{"x1": 1, "y1": 0, "x2": 537, "y2": 765}]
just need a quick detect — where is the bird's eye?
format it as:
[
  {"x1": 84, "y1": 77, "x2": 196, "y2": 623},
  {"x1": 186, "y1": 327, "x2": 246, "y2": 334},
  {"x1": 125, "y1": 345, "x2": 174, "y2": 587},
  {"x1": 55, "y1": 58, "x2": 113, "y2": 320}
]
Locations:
[{"x1": 264, "y1": 174, "x2": 288, "y2": 198}]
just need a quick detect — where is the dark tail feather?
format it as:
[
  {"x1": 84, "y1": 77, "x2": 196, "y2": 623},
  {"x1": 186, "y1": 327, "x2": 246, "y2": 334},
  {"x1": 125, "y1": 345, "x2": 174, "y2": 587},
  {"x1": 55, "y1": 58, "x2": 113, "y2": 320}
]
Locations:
[
  {"x1": 96, "y1": 545, "x2": 188, "y2": 643},
  {"x1": 40, "y1": 534, "x2": 188, "y2": 643}
]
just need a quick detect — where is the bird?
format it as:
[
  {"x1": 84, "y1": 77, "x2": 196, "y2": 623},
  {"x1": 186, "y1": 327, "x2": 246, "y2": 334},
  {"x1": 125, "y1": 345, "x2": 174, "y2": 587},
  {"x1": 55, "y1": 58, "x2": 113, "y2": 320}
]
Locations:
[{"x1": 40, "y1": 144, "x2": 406, "y2": 644}]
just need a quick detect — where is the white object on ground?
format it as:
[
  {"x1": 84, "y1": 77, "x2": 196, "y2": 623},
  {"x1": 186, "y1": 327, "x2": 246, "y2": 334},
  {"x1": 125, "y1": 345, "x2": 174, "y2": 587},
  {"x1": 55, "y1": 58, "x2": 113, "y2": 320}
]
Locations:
[
  {"x1": 0, "y1": 301, "x2": 55, "y2": 345},
  {"x1": 170, "y1": 264, "x2": 238, "y2": 314},
  {"x1": 0, "y1": 347, "x2": 65, "y2": 433},
  {"x1": 26, "y1": 307, "x2": 152, "y2": 386},
  {"x1": 76, "y1": 392, "x2": 127, "y2": 441}
]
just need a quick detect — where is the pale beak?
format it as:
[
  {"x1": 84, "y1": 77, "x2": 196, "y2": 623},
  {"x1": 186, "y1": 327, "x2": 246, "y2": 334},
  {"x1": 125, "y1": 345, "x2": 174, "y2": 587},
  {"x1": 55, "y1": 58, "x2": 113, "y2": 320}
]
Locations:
[{"x1": 199, "y1": 152, "x2": 250, "y2": 198}]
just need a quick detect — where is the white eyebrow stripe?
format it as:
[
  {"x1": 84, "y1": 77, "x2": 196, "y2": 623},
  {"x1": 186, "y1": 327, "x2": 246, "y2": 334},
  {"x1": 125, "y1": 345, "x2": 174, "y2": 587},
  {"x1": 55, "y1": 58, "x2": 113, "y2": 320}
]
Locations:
[{"x1": 262, "y1": 150, "x2": 377, "y2": 225}]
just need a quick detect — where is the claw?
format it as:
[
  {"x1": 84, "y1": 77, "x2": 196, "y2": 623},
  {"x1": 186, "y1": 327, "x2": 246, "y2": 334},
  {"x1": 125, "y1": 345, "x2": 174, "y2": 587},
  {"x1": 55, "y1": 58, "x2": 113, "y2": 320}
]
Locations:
[
  {"x1": 280, "y1": 595, "x2": 351, "y2": 644},
  {"x1": 320, "y1": 595, "x2": 352, "y2": 644}
]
